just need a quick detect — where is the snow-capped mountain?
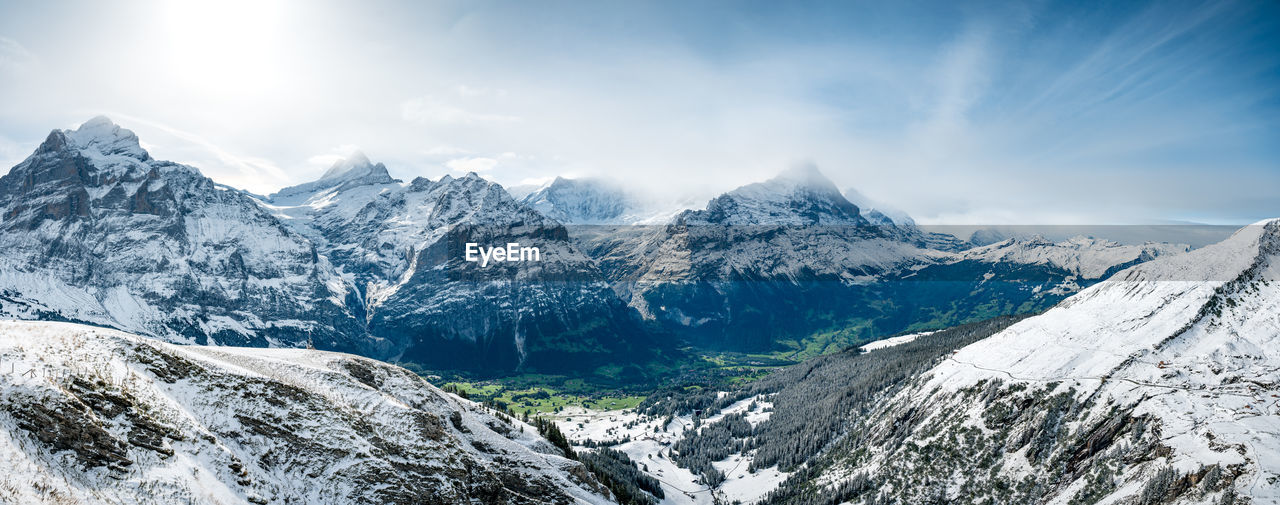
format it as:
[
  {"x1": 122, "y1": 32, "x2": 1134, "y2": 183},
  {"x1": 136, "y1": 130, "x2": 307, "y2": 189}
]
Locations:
[
  {"x1": 264, "y1": 156, "x2": 655, "y2": 372},
  {"x1": 0, "y1": 117, "x2": 372, "y2": 354},
  {"x1": 592, "y1": 165, "x2": 941, "y2": 283},
  {"x1": 776, "y1": 219, "x2": 1280, "y2": 503},
  {"x1": 267, "y1": 151, "x2": 397, "y2": 206},
  {"x1": 516, "y1": 176, "x2": 690, "y2": 225},
  {"x1": 0, "y1": 320, "x2": 612, "y2": 504},
  {"x1": 693, "y1": 164, "x2": 868, "y2": 227}
]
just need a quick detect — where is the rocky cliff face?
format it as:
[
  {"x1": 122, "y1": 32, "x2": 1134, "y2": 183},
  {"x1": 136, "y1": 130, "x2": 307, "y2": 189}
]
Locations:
[
  {"x1": 265, "y1": 157, "x2": 657, "y2": 372},
  {"x1": 0, "y1": 117, "x2": 373, "y2": 355}
]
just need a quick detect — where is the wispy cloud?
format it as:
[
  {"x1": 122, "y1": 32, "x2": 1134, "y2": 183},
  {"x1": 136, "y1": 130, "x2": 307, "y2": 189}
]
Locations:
[
  {"x1": 98, "y1": 112, "x2": 294, "y2": 194},
  {"x1": 0, "y1": 36, "x2": 36, "y2": 74},
  {"x1": 400, "y1": 96, "x2": 521, "y2": 125}
]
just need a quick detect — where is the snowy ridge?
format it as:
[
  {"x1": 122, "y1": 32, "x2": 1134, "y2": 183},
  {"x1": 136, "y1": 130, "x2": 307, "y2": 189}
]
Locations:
[
  {"x1": 955, "y1": 235, "x2": 1191, "y2": 279},
  {"x1": 939, "y1": 221, "x2": 1272, "y2": 383},
  {"x1": 0, "y1": 320, "x2": 612, "y2": 504},
  {"x1": 807, "y1": 219, "x2": 1280, "y2": 504}
]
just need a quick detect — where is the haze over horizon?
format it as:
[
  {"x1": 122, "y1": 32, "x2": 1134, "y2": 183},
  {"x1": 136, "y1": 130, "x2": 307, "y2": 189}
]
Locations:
[{"x1": 0, "y1": 0, "x2": 1277, "y2": 225}]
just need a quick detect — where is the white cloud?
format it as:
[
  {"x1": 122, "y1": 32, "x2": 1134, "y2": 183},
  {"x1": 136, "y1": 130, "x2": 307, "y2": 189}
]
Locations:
[
  {"x1": 0, "y1": 37, "x2": 36, "y2": 74},
  {"x1": 445, "y1": 156, "x2": 498, "y2": 173},
  {"x1": 306, "y1": 144, "x2": 363, "y2": 168}
]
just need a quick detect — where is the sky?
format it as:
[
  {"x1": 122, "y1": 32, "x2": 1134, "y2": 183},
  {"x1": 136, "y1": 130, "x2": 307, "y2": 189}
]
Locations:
[{"x1": 0, "y1": 0, "x2": 1276, "y2": 224}]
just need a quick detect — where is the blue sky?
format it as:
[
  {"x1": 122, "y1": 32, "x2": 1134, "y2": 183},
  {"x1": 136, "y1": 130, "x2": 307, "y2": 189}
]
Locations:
[{"x1": 0, "y1": 0, "x2": 1276, "y2": 224}]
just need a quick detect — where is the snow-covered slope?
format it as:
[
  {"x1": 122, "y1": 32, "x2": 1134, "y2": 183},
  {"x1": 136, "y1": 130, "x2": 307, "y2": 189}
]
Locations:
[
  {"x1": 0, "y1": 117, "x2": 370, "y2": 354},
  {"x1": 264, "y1": 156, "x2": 654, "y2": 372},
  {"x1": 790, "y1": 219, "x2": 1280, "y2": 504},
  {"x1": 0, "y1": 320, "x2": 612, "y2": 505}
]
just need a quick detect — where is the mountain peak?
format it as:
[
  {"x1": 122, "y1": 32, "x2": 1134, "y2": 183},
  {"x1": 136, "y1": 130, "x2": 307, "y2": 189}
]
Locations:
[
  {"x1": 320, "y1": 151, "x2": 378, "y2": 180},
  {"x1": 771, "y1": 163, "x2": 840, "y2": 194},
  {"x1": 689, "y1": 165, "x2": 866, "y2": 226},
  {"x1": 267, "y1": 152, "x2": 396, "y2": 203},
  {"x1": 42, "y1": 116, "x2": 149, "y2": 160}
]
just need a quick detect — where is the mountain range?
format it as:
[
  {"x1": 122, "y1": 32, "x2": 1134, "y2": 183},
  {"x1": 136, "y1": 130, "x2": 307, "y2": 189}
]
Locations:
[
  {"x1": 0, "y1": 117, "x2": 1195, "y2": 372},
  {"x1": 0, "y1": 117, "x2": 1271, "y2": 505},
  {"x1": 576, "y1": 165, "x2": 1186, "y2": 350}
]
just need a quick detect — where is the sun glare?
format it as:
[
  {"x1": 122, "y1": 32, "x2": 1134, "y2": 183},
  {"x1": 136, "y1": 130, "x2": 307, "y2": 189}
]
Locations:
[{"x1": 158, "y1": 0, "x2": 290, "y2": 98}]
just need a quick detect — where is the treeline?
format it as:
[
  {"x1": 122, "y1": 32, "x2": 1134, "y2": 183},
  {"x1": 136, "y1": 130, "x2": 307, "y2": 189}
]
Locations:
[
  {"x1": 530, "y1": 416, "x2": 664, "y2": 504},
  {"x1": 579, "y1": 448, "x2": 666, "y2": 505},
  {"x1": 663, "y1": 315, "x2": 1030, "y2": 486},
  {"x1": 747, "y1": 315, "x2": 1027, "y2": 471},
  {"x1": 671, "y1": 412, "x2": 753, "y2": 486},
  {"x1": 530, "y1": 416, "x2": 575, "y2": 459}
]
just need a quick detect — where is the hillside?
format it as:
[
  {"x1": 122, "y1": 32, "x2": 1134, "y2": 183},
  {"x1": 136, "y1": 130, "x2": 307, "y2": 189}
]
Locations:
[
  {"x1": 763, "y1": 219, "x2": 1280, "y2": 503},
  {"x1": 0, "y1": 320, "x2": 613, "y2": 504}
]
